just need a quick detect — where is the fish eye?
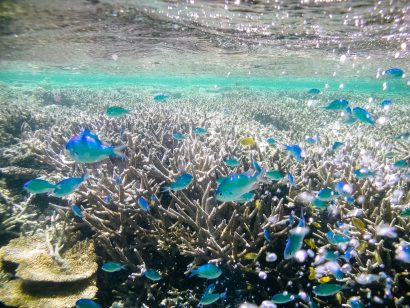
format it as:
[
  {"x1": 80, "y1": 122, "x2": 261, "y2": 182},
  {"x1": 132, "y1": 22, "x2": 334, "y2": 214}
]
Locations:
[{"x1": 219, "y1": 193, "x2": 222, "y2": 196}]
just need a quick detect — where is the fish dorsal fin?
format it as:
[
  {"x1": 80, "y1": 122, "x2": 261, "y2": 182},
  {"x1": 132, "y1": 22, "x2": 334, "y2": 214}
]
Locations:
[{"x1": 81, "y1": 129, "x2": 102, "y2": 144}]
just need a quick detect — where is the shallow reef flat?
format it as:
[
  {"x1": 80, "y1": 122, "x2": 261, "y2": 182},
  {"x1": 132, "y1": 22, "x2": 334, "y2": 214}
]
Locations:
[{"x1": 0, "y1": 84, "x2": 409, "y2": 307}]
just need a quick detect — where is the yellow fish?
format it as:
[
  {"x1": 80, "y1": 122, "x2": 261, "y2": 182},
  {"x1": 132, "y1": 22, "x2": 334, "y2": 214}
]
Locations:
[
  {"x1": 255, "y1": 199, "x2": 262, "y2": 210},
  {"x1": 312, "y1": 221, "x2": 321, "y2": 228},
  {"x1": 374, "y1": 251, "x2": 382, "y2": 265},
  {"x1": 304, "y1": 239, "x2": 316, "y2": 250},
  {"x1": 318, "y1": 276, "x2": 332, "y2": 283},
  {"x1": 352, "y1": 217, "x2": 365, "y2": 233},
  {"x1": 357, "y1": 241, "x2": 368, "y2": 253},
  {"x1": 244, "y1": 252, "x2": 258, "y2": 260},
  {"x1": 309, "y1": 267, "x2": 316, "y2": 280},
  {"x1": 240, "y1": 137, "x2": 256, "y2": 146},
  {"x1": 336, "y1": 292, "x2": 342, "y2": 304}
]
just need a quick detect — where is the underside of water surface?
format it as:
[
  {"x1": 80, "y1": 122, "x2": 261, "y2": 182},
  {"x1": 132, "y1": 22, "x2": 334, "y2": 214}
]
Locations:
[{"x1": 0, "y1": 1, "x2": 409, "y2": 308}]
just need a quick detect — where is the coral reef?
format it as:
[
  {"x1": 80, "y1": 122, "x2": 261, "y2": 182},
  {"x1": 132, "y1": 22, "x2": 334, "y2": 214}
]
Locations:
[
  {"x1": 0, "y1": 86, "x2": 409, "y2": 307},
  {"x1": 0, "y1": 232, "x2": 97, "y2": 308}
]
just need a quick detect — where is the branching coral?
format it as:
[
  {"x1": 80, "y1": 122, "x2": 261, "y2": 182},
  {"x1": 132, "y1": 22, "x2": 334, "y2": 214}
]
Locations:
[{"x1": 2, "y1": 87, "x2": 409, "y2": 306}]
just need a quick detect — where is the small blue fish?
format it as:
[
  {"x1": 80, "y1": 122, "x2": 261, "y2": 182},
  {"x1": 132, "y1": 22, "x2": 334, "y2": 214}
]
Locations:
[
  {"x1": 224, "y1": 158, "x2": 240, "y2": 168},
  {"x1": 104, "y1": 194, "x2": 113, "y2": 203},
  {"x1": 393, "y1": 159, "x2": 408, "y2": 168},
  {"x1": 288, "y1": 173, "x2": 296, "y2": 188},
  {"x1": 154, "y1": 93, "x2": 169, "y2": 101},
  {"x1": 284, "y1": 210, "x2": 309, "y2": 259},
  {"x1": 313, "y1": 283, "x2": 343, "y2": 296},
  {"x1": 164, "y1": 173, "x2": 193, "y2": 191},
  {"x1": 305, "y1": 134, "x2": 320, "y2": 145},
  {"x1": 283, "y1": 144, "x2": 304, "y2": 161},
  {"x1": 193, "y1": 127, "x2": 207, "y2": 135},
  {"x1": 266, "y1": 170, "x2": 284, "y2": 181},
  {"x1": 53, "y1": 175, "x2": 88, "y2": 197},
  {"x1": 308, "y1": 88, "x2": 321, "y2": 95},
  {"x1": 71, "y1": 204, "x2": 84, "y2": 219},
  {"x1": 200, "y1": 292, "x2": 226, "y2": 306},
  {"x1": 395, "y1": 243, "x2": 410, "y2": 263},
  {"x1": 150, "y1": 195, "x2": 158, "y2": 206},
  {"x1": 381, "y1": 100, "x2": 392, "y2": 109},
  {"x1": 271, "y1": 292, "x2": 299, "y2": 304},
  {"x1": 137, "y1": 196, "x2": 150, "y2": 212},
  {"x1": 105, "y1": 106, "x2": 129, "y2": 118},
  {"x1": 352, "y1": 107, "x2": 375, "y2": 125},
  {"x1": 324, "y1": 99, "x2": 349, "y2": 110},
  {"x1": 354, "y1": 168, "x2": 376, "y2": 179},
  {"x1": 311, "y1": 198, "x2": 328, "y2": 209},
  {"x1": 188, "y1": 263, "x2": 222, "y2": 279},
  {"x1": 345, "y1": 195, "x2": 355, "y2": 204},
  {"x1": 384, "y1": 67, "x2": 404, "y2": 77},
  {"x1": 115, "y1": 175, "x2": 121, "y2": 186},
  {"x1": 66, "y1": 129, "x2": 126, "y2": 163},
  {"x1": 173, "y1": 132, "x2": 186, "y2": 140},
  {"x1": 144, "y1": 269, "x2": 162, "y2": 281},
  {"x1": 348, "y1": 297, "x2": 365, "y2": 308},
  {"x1": 326, "y1": 231, "x2": 350, "y2": 245},
  {"x1": 23, "y1": 179, "x2": 55, "y2": 194},
  {"x1": 343, "y1": 247, "x2": 354, "y2": 262},
  {"x1": 215, "y1": 161, "x2": 263, "y2": 202},
  {"x1": 263, "y1": 228, "x2": 272, "y2": 242},
  {"x1": 324, "y1": 250, "x2": 339, "y2": 261},
  {"x1": 334, "y1": 181, "x2": 348, "y2": 196},
  {"x1": 75, "y1": 299, "x2": 102, "y2": 308},
  {"x1": 317, "y1": 188, "x2": 339, "y2": 201},
  {"x1": 332, "y1": 141, "x2": 343, "y2": 151},
  {"x1": 101, "y1": 261, "x2": 126, "y2": 272},
  {"x1": 266, "y1": 137, "x2": 276, "y2": 145}
]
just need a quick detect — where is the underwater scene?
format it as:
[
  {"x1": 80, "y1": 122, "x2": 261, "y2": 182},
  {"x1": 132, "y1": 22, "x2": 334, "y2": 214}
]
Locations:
[{"x1": 0, "y1": 0, "x2": 409, "y2": 307}]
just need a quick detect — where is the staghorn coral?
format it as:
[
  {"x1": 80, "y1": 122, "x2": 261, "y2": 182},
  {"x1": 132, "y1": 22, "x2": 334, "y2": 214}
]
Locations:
[{"x1": 1, "y1": 86, "x2": 409, "y2": 306}]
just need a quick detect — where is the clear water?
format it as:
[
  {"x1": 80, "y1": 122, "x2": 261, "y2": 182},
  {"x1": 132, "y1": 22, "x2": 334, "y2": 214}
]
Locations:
[{"x1": 0, "y1": 0, "x2": 409, "y2": 308}]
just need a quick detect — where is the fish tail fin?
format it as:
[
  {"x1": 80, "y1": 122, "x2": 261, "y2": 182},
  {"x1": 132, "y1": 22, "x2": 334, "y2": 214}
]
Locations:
[
  {"x1": 252, "y1": 160, "x2": 263, "y2": 175},
  {"x1": 81, "y1": 173, "x2": 90, "y2": 181},
  {"x1": 110, "y1": 145, "x2": 127, "y2": 158},
  {"x1": 162, "y1": 186, "x2": 170, "y2": 193},
  {"x1": 220, "y1": 292, "x2": 227, "y2": 299},
  {"x1": 187, "y1": 269, "x2": 197, "y2": 278}
]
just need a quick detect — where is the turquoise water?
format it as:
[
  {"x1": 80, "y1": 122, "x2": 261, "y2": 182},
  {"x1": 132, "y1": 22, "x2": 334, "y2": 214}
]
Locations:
[{"x1": 0, "y1": 1, "x2": 410, "y2": 308}]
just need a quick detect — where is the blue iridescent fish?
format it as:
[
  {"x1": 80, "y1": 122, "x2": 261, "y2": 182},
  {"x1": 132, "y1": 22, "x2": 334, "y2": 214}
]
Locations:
[
  {"x1": 137, "y1": 196, "x2": 150, "y2": 212},
  {"x1": 326, "y1": 231, "x2": 350, "y2": 245},
  {"x1": 215, "y1": 161, "x2": 263, "y2": 202},
  {"x1": 53, "y1": 175, "x2": 88, "y2": 197},
  {"x1": 384, "y1": 68, "x2": 404, "y2": 77},
  {"x1": 188, "y1": 263, "x2": 222, "y2": 279},
  {"x1": 75, "y1": 298, "x2": 102, "y2": 308},
  {"x1": 66, "y1": 129, "x2": 126, "y2": 163},
  {"x1": 323, "y1": 99, "x2": 349, "y2": 110},
  {"x1": 308, "y1": 88, "x2": 321, "y2": 95},
  {"x1": 23, "y1": 179, "x2": 55, "y2": 194},
  {"x1": 283, "y1": 144, "x2": 304, "y2": 161},
  {"x1": 380, "y1": 100, "x2": 392, "y2": 109},
  {"x1": 163, "y1": 173, "x2": 193, "y2": 191},
  {"x1": 115, "y1": 175, "x2": 121, "y2": 186},
  {"x1": 352, "y1": 107, "x2": 375, "y2": 125},
  {"x1": 266, "y1": 137, "x2": 276, "y2": 145},
  {"x1": 354, "y1": 168, "x2": 376, "y2": 179},
  {"x1": 101, "y1": 261, "x2": 126, "y2": 272},
  {"x1": 271, "y1": 292, "x2": 299, "y2": 304},
  {"x1": 154, "y1": 93, "x2": 169, "y2": 101},
  {"x1": 104, "y1": 194, "x2": 113, "y2": 203},
  {"x1": 193, "y1": 127, "x2": 207, "y2": 135},
  {"x1": 144, "y1": 269, "x2": 162, "y2": 281},
  {"x1": 332, "y1": 141, "x2": 343, "y2": 151},
  {"x1": 173, "y1": 132, "x2": 186, "y2": 140},
  {"x1": 263, "y1": 228, "x2": 272, "y2": 242},
  {"x1": 71, "y1": 204, "x2": 84, "y2": 219},
  {"x1": 317, "y1": 188, "x2": 339, "y2": 201},
  {"x1": 105, "y1": 106, "x2": 129, "y2": 118},
  {"x1": 199, "y1": 284, "x2": 226, "y2": 306},
  {"x1": 284, "y1": 209, "x2": 309, "y2": 260}
]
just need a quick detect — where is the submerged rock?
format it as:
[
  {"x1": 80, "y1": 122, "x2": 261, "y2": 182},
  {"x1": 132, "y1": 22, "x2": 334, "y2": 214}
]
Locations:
[{"x1": 0, "y1": 235, "x2": 98, "y2": 308}]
